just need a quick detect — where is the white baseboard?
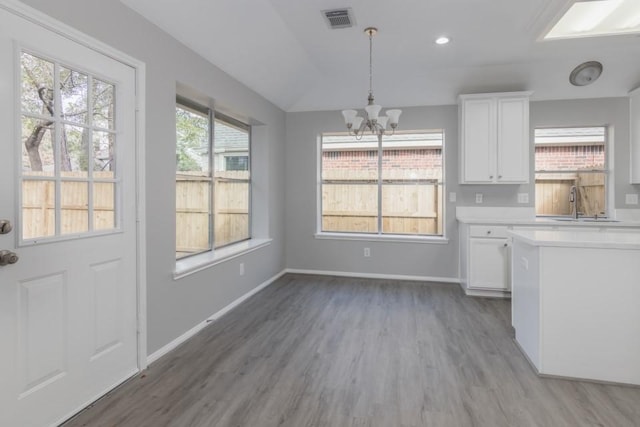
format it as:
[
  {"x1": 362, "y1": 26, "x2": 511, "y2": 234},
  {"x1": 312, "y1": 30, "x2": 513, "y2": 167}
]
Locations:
[
  {"x1": 284, "y1": 268, "x2": 459, "y2": 284},
  {"x1": 147, "y1": 269, "x2": 286, "y2": 365},
  {"x1": 464, "y1": 287, "x2": 511, "y2": 299}
]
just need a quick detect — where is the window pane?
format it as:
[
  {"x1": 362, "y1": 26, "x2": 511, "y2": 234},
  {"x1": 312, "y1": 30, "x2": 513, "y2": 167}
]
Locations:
[
  {"x1": 22, "y1": 116, "x2": 55, "y2": 176},
  {"x1": 534, "y1": 127, "x2": 606, "y2": 217},
  {"x1": 21, "y1": 52, "x2": 54, "y2": 116},
  {"x1": 60, "y1": 67, "x2": 88, "y2": 124},
  {"x1": 214, "y1": 180, "x2": 249, "y2": 247},
  {"x1": 176, "y1": 104, "x2": 211, "y2": 259},
  {"x1": 214, "y1": 119, "x2": 249, "y2": 179},
  {"x1": 61, "y1": 181, "x2": 89, "y2": 235},
  {"x1": 322, "y1": 183, "x2": 379, "y2": 233},
  {"x1": 93, "y1": 79, "x2": 115, "y2": 130},
  {"x1": 93, "y1": 131, "x2": 115, "y2": 174},
  {"x1": 213, "y1": 117, "x2": 250, "y2": 247},
  {"x1": 94, "y1": 182, "x2": 115, "y2": 231},
  {"x1": 321, "y1": 134, "x2": 378, "y2": 233},
  {"x1": 22, "y1": 180, "x2": 55, "y2": 240},
  {"x1": 61, "y1": 125, "x2": 89, "y2": 177},
  {"x1": 382, "y1": 184, "x2": 442, "y2": 235},
  {"x1": 381, "y1": 132, "x2": 443, "y2": 236},
  {"x1": 535, "y1": 172, "x2": 605, "y2": 217}
]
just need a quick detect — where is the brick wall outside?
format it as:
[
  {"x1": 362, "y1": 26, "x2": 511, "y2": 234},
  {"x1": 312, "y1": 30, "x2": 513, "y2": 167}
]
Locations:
[
  {"x1": 535, "y1": 146, "x2": 605, "y2": 171},
  {"x1": 323, "y1": 149, "x2": 442, "y2": 171},
  {"x1": 323, "y1": 146, "x2": 604, "y2": 172}
]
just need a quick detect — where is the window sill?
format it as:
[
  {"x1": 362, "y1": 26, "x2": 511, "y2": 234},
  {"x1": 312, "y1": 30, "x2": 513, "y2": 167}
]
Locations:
[
  {"x1": 174, "y1": 238, "x2": 272, "y2": 280},
  {"x1": 314, "y1": 232, "x2": 449, "y2": 244}
]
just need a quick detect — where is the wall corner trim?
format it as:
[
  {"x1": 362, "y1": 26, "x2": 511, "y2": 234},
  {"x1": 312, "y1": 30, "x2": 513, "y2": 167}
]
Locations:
[{"x1": 147, "y1": 269, "x2": 287, "y2": 365}]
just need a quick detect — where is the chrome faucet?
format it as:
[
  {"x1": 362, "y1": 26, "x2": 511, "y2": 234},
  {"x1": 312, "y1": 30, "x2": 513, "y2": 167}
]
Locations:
[{"x1": 569, "y1": 185, "x2": 579, "y2": 219}]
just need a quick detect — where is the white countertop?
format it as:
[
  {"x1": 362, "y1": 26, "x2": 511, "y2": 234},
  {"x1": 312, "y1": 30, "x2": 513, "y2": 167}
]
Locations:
[
  {"x1": 457, "y1": 217, "x2": 640, "y2": 227},
  {"x1": 508, "y1": 229, "x2": 640, "y2": 249}
]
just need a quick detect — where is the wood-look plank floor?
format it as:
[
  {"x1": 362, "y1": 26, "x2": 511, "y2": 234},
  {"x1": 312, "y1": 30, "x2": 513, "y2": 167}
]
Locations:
[{"x1": 63, "y1": 274, "x2": 640, "y2": 427}]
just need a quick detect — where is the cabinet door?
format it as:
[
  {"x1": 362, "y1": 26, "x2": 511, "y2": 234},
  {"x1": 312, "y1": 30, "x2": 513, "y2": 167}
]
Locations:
[
  {"x1": 496, "y1": 97, "x2": 529, "y2": 183},
  {"x1": 461, "y1": 98, "x2": 495, "y2": 183},
  {"x1": 469, "y1": 238, "x2": 510, "y2": 290}
]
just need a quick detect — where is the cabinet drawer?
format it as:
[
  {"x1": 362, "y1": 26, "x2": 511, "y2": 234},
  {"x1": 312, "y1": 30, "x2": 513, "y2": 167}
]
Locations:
[{"x1": 469, "y1": 225, "x2": 509, "y2": 238}]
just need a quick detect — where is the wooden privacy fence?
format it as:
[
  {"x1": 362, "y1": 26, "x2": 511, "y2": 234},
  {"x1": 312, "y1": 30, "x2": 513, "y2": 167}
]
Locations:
[
  {"x1": 535, "y1": 172, "x2": 605, "y2": 216},
  {"x1": 22, "y1": 171, "x2": 115, "y2": 239},
  {"x1": 22, "y1": 171, "x2": 248, "y2": 254},
  {"x1": 176, "y1": 171, "x2": 249, "y2": 256},
  {"x1": 322, "y1": 169, "x2": 443, "y2": 235}
]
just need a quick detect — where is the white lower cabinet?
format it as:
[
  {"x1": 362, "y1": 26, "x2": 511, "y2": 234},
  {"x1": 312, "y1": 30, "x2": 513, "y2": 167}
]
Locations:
[
  {"x1": 459, "y1": 224, "x2": 511, "y2": 296},
  {"x1": 469, "y1": 237, "x2": 510, "y2": 290}
]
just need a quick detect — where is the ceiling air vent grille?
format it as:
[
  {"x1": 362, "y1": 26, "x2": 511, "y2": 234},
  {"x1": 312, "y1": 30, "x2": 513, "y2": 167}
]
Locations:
[{"x1": 322, "y1": 8, "x2": 354, "y2": 29}]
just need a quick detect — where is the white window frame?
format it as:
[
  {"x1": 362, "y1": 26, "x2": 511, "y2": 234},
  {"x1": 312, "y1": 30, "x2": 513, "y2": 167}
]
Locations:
[
  {"x1": 174, "y1": 100, "x2": 266, "y2": 279},
  {"x1": 534, "y1": 125, "x2": 610, "y2": 218},
  {"x1": 316, "y1": 130, "x2": 447, "y2": 243},
  {"x1": 18, "y1": 49, "x2": 122, "y2": 246}
]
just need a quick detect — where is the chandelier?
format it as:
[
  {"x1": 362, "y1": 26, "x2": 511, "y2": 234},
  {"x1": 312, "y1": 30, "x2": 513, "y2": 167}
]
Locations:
[{"x1": 341, "y1": 27, "x2": 401, "y2": 138}]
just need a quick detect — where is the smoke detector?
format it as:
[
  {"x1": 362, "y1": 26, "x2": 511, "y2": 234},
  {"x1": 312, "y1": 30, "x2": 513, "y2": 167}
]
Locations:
[{"x1": 322, "y1": 8, "x2": 355, "y2": 29}]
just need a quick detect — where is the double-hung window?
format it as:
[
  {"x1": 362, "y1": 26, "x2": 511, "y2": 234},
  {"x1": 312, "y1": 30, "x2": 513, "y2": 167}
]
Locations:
[
  {"x1": 534, "y1": 126, "x2": 607, "y2": 218},
  {"x1": 320, "y1": 131, "x2": 444, "y2": 237},
  {"x1": 175, "y1": 98, "x2": 251, "y2": 259}
]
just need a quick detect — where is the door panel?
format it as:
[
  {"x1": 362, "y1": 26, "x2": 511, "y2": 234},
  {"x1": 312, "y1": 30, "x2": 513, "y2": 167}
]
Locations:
[{"x1": 0, "y1": 6, "x2": 139, "y2": 427}]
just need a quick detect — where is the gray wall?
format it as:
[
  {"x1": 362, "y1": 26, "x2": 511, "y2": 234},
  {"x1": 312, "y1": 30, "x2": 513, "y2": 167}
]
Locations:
[
  {"x1": 285, "y1": 97, "x2": 636, "y2": 278},
  {"x1": 21, "y1": 0, "x2": 286, "y2": 354},
  {"x1": 285, "y1": 106, "x2": 460, "y2": 280}
]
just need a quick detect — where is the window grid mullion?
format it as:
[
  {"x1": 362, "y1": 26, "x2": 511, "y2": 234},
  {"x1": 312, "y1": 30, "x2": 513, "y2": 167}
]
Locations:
[
  {"x1": 377, "y1": 134, "x2": 383, "y2": 235},
  {"x1": 87, "y1": 75, "x2": 95, "y2": 232},
  {"x1": 53, "y1": 61, "x2": 62, "y2": 237}
]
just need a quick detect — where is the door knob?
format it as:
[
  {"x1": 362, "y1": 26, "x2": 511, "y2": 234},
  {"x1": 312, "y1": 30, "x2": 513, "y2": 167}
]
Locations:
[
  {"x1": 0, "y1": 250, "x2": 19, "y2": 266},
  {"x1": 0, "y1": 220, "x2": 12, "y2": 234}
]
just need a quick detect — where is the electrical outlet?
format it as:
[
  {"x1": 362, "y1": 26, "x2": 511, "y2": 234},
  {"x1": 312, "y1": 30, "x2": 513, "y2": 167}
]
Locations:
[
  {"x1": 475, "y1": 193, "x2": 483, "y2": 204},
  {"x1": 449, "y1": 192, "x2": 456, "y2": 203},
  {"x1": 239, "y1": 262, "x2": 245, "y2": 276},
  {"x1": 517, "y1": 193, "x2": 529, "y2": 204},
  {"x1": 364, "y1": 247, "x2": 371, "y2": 257},
  {"x1": 626, "y1": 194, "x2": 639, "y2": 205}
]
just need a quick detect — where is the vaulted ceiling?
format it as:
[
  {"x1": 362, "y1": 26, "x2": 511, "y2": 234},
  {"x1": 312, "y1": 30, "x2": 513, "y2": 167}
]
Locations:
[{"x1": 120, "y1": 0, "x2": 640, "y2": 112}]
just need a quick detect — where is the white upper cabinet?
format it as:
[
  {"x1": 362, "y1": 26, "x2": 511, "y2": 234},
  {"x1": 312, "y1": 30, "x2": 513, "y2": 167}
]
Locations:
[
  {"x1": 630, "y1": 87, "x2": 640, "y2": 184},
  {"x1": 459, "y1": 92, "x2": 532, "y2": 184}
]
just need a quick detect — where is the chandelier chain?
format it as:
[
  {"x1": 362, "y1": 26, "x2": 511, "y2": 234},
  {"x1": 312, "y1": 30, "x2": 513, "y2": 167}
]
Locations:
[{"x1": 369, "y1": 30, "x2": 373, "y2": 100}]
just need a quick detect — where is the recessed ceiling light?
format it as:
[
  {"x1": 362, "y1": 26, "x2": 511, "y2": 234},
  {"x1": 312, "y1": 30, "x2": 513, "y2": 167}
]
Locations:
[
  {"x1": 435, "y1": 36, "x2": 450, "y2": 45},
  {"x1": 545, "y1": 0, "x2": 640, "y2": 39}
]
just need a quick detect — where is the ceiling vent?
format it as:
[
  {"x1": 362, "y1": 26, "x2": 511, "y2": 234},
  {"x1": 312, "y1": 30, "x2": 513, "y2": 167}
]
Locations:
[{"x1": 322, "y1": 8, "x2": 355, "y2": 29}]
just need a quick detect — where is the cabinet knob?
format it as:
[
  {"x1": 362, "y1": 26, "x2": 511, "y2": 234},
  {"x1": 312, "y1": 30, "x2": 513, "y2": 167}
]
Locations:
[
  {"x1": 487, "y1": 230, "x2": 492, "y2": 234},
  {"x1": 498, "y1": 175, "x2": 503, "y2": 179},
  {"x1": 489, "y1": 175, "x2": 494, "y2": 179}
]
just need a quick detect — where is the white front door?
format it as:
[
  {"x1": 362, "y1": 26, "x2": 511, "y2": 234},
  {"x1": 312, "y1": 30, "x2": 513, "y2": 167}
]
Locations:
[{"x1": 0, "y1": 7, "x2": 139, "y2": 427}]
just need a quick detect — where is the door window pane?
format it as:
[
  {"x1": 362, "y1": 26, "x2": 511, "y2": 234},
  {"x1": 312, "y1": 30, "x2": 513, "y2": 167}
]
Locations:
[
  {"x1": 20, "y1": 52, "x2": 54, "y2": 116},
  {"x1": 21, "y1": 116, "x2": 55, "y2": 176},
  {"x1": 93, "y1": 131, "x2": 115, "y2": 174},
  {"x1": 61, "y1": 181, "x2": 89, "y2": 235},
  {"x1": 59, "y1": 67, "x2": 88, "y2": 124},
  {"x1": 22, "y1": 180, "x2": 55, "y2": 239},
  {"x1": 93, "y1": 182, "x2": 115, "y2": 231},
  {"x1": 19, "y1": 50, "x2": 120, "y2": 241},
  {"x1": 61, "y1": 125, "x2": 89, "y2": 177},
  {"x1": 92, "y1": 79, "x2": 115, "y2": 130}
]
